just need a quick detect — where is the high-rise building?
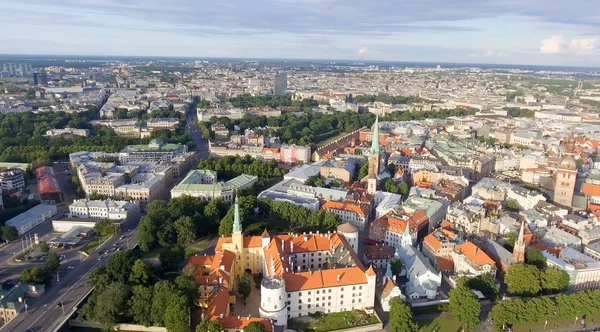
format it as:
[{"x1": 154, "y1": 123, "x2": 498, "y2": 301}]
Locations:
[
  {"x1": 18, "y1": 64, "x2": 30, "y2": 77},
  {"x1": 273, "y1": 71, "x2": 287, "y2": 96},
  {"x1": 2, "y1": 63, "x2": 16, "y2": 77},
  {"x1": 33, "y1": 72, "x2": 48, "y2": 86}
]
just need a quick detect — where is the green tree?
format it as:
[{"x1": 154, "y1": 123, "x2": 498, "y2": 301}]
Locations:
[
  {"x1": 94, "y1": 219, "x2": 116, "y2": 237},
  {"x1": 196, "y1": 319, "x2": 222, "y2": 332},
  {"x1": 151, "y1": 281, "x2": 180, "y2": 326},
  {"x1": 92, "y1": 282, "x2": 131, "y2": 331},
  {"x1": 129, "y1": 285, "x2": 154, "y2": 327},
  {"x1": 175, "y1": 216, "x2": 197, "y2": 247},
  {"x1": 89, "y1": 266, "x2": 111, "y2": 290},
  {"x1": 164, "y1": 294, "x2": 190, "y2": 332},
  {"x1": 525, "y1": 247, "x2": 547, "y2": 269},
  {"x1": 505, "y1": 264, "x2": 542, "y2": 296},
  {"x1": 449, "y1": 284, "x2": 481, "y2": 329},
  {"x1": 106, "y1": 250, "x2": 137, "y2": 283},
  {"x1": 237, "y1": 273, "x2": 251, "y2": 304},
  {"x1": 20, "y1": 267, "x2": 49, "y2": 284},
  {"x1": 159, "y1": 245, "x2": 185, "y2": 271},
  {"x1": 541, "y1": 268, "x2": 570, "y2": 294},
  {"x1": 398, "y1": 183, "x2": 409, "y2": 197},
  {"x1": 389, "y1": 297, "x2": 418, "y2": 332},
  {"x1": 182, "y1": 264, "x2": 199, "y2": 278},
  {"x1": 1, "y1": 226, "x2": 18, "y2": 242},
  {"x1": 244, "y1": 322, "x2": 266, "y2": 332},
  {"x1": 175, "y1": 275, "x2": 199, "y2": 307},
  {"x1": 358, "y1": 163, "x2": 369, "y2": 180},
  {"x1": 45, "y1": 252, "x2": 60, "y2": 271},
  {"x1": 505, "y1": 199, "x2": 521, "y2": 211},
  {"x1": 389, "y1": 258, "x2": 403, "y2": 276},
  {"x1": 129, "y1": 259, "x2": 154, "y2": 286},
  {"x1": 465, "y1": 273, "x2": 498, "y2": 301},
  {"x1": 505, "y1": 232, "x2": 517, "y2": 251},
  {"x1": 138, "y1": 215, "x2": 157, "y2": 252},
  {"x1": 39, "y1": 241, "x2": 49, "y2": 253},
  {"x1": 322, "y1": 212, "x2": 339, "y2": 231}
]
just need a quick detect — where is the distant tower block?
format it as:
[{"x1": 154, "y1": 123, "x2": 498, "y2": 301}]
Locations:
[
  {"x1": 337, "y1": 223, "x2": 359, "y2": 255},
  {"x1": 259, "y1": 276, "x2": 287, "y2": 328}
]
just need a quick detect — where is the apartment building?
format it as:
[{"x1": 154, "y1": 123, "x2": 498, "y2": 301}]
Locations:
[
  {"x1": 171, "y1": 170, "x2": 258, "y2": 202},
  {"x1": 451, "y1": 242, "x2": 497, "y2": 278},
  {"x1": 68, "y1": 199, "x2": 139, "y2": 222},
  {"x1": 119, "y1": 139, "x2": 188, "y2": 164},
  {"x1": 146, "y1": 117, "x2": 179, "y2": 131},
  {"x1": 0, "y1": 169, "x2": 25, "y2": 193},
  {"x1": 321, "y1": 201, "x2": 369, "y2": 231}
]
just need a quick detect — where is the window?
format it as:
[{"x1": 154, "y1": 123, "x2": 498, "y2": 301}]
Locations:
[
  {"x1": 328, "y1": 296, "x2": 331, "y2": 300},
  {"x1": 288, "y1": 294, "x2": 291, "y2": 298},
  {"x1": 299, "y1": 305, "x2": 302, "y2": 310},
  {"x1": 316, "y1": 290, "x2": 320, "y2": 294},
  {"x1": 308, "y1": 304, "x2": 311, "y2": 309},
  {"x1": 352, "y1": 300, "x2": 355, "y2": 304},
  {"x1": 353, "y1": 286, "x2": 356, "y2": 290},
  {"x1": 308, "y1": 291, "x2": 311, "y2": 295},
  {"x1": 275, "y1": 305, "x2": 278, "y2": 309},
  {"x1": 340, "y1": 301, "x2": 344, "y2": 305}
]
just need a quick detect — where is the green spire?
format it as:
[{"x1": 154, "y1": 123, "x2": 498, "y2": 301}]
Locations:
[
  {"x1": 370, "y1": 116, "x2": 380, "y2": 155},
  {"x1": 232, "y1": 193, "x2": 242, "y2": 233}
]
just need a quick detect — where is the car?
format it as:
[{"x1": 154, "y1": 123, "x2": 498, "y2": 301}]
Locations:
[
  {"x1": 59, "y1": 255, "x2": 66, "y2": 261},
  {"x1": 56, "y1": 302, "x2": 62, "y2": 307},
  {"x1": 67, "y1": 266, "x2": 74, "y2": 270},
  {"x1": 116, "y1": 247, "x2": 121, "y2": 251},
  {"x1": 119, "y1": 236, "x2": 124, "y2": 240}
]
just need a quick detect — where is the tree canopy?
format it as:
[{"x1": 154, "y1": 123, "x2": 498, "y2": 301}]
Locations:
[
  {"x1": 389, "y1": 297, "x2": 418, "y2": 332},
  {"x1": 449, "y1": 284, "x2": 481, "y2": 328},
  {"x1": 504, "y1": 264, "x2": 542, "y2": 296}
]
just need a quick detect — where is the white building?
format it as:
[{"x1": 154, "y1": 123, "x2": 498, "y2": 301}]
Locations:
[
  {"x1": 544, "y1": 247, "x2": 600, "y2": 291},
  {"x1": 451, "y1": 242, "x2": 497, "y2": 278},
  {"x1": 6, "y1": 204, "x2": 57, "y2": 235},
  {"x1": 506, "y1": 186, "x2": 546, "y2": 210},
  {"x1": 170, "y1": 170, "x2": 258, "y2": 202},
  {"x1": 68, "y1": 199, "x2": 139, "y2": 222},
  {"x1": 45, "y1": 128, "x2": 90, "y2": 137},
  {"x1": 0, "y1": 169, "x2": 25, "y2": 192}
]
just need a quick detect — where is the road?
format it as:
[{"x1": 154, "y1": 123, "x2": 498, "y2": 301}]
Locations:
[
  {"x1": 0, "y1": 227, "x2": 139, "y2": 332},
  {"x1": 186, "y1": 104, "x2": 210, "y2": 159}
]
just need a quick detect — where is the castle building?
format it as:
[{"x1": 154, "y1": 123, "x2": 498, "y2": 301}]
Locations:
[
  {"x1": 553, "y1": 136, "x2": 578, "y2": 207},
  {"x1": 190, "y1": 196, "x2": 376, "y2": 331}
]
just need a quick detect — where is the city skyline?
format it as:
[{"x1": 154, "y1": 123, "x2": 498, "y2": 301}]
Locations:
[{"x1": 0, "y1": 0, "x2": 598, "y2": 66}]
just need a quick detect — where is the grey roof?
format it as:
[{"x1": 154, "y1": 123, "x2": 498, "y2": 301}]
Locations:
[
  {"x1": 482, "y1": 240, "x2": 515, "y2": 265},
  {"x1": 6, "y1": 204, "x2": 55, "y2": 229}
]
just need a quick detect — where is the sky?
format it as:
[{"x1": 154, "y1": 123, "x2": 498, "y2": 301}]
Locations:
[{"x1": 0, "y1": 0, "x2": 598, "y2": 66}]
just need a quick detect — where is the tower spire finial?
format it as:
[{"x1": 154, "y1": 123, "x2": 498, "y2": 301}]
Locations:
[
  {"x1": 370, "y1": 116, "x2": 380, "y2": 155},
  {"x1": 233, "y1": 190, "x2": 242, "y2": 233}
]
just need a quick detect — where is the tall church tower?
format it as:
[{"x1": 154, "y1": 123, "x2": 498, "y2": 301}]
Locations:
[
  {"x1": 512, "y1": 220, "x2": 526, "y2": 263},
  {"x1": 231, "y1": 194, "x2": 245, "y2": 276},
  {"x1": 366, "y1": 116, "x2": 380, "y2": 195},
  {"x1": 553, "y1": 135, "x2": 577, "y2": 207}
]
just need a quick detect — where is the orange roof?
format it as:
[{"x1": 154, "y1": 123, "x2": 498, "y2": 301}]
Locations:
[
  {"x1": 456, "y1": 242, "x2": 495, "y2": 266},
  {"x1": 205, "y1": 286, "x2": 230, "y2": 318},
  {"x1": 364, "y1": 245, "x2": 395, "y2": 260},
  {"x1": 210, "y1": 250, "x2": 235, "y2": 273},
  {"x1": 380, "y1": 278, "x2": 396, "y2": 298},
  {"x1": 215, "y1": 317, "x2": 272, "y2": 332},
  {"x1": 321, "y1": 201, "x2": 367, "y2": 218},
  {"x1": 262, "y1": 147, "x2": 279, "y2": 153},
  {"x1": 365, "y1": 265, "x2": 377, "y2": 277},
  {"x1": 409, "y1": 211, "x2": 429, "y2": 228},
  {"x1": 582, "y1": 183, "x2": 600, "y2": 197},
  {"x1": 436, "y1": 256, "x2": 454, "y2": 271},
  {"x1": 195, "y1": 269, "x2": 231, "y2": 286},
  {"x1": 215, "y1": 236, "x2": 262, "y2": 252},
  {"x1": 423, "y1": 233, "x2": 442, "y2": 252},
  {"x1": 284, "y1": 267, "x2": 368, "y2": 291},
  {"x1": 188, "y1": 255, "x2": 214, "y2": 267},
  {"x1": 441, "y1": 220, "x2": 454, "y2": 230}
]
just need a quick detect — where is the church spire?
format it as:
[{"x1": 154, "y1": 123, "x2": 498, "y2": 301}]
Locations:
[
  {"x1": 232, "y1": 193, "x2": 242, "y2": 234},
  {"x1": 512, "y1": 220, "x2": 526, "y2": 263},
  {"x1": 370, "y1": 116, "x2": 380, "y2": 155}
]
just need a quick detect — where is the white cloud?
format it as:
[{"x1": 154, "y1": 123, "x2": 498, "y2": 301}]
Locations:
[
  {"x1": 358, "y1": 46, "x2": 372, "y2": 55},
  {"x1": 469, "y1": 50, "x2": 508, "y2": 58},
  {"x1": 540, "y1": 35, "x2": 564, "y2": 54},
  {"x1": 569, "y1": 38, "x2": 597, "y2": 54}
]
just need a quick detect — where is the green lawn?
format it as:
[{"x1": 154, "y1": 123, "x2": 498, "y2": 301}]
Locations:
[
  {"x1": 289, "y1": 310, "x2": 380, "y2": 332},
  {"x1": 139, "y1": 247, "x2": 167, "y2": 259},
  {"x1": 416, "y1": 314, "x2": 465, "y2": 332},
  {"x1": 184, "y1": 237, "x2": 212, "y2": 256},
  {"x1": 511, "y1": 312, "x2": 600, "y2": 331},
  {"x1": 81, "y1": 236, "x2": 110, "y2": 255}
]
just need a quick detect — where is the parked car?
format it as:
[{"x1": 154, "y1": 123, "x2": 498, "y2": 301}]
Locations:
[{"x1": 67, "y1": 266, "x2": 74, "y2": 270}]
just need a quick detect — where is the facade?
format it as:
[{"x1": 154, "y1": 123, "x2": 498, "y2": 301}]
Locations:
[
  {"x1": 321, "y1": 200, "x2": 369, "y2": 230},
  {"x1": 189, "y1": 197, "x2": 376, "y2": 331},
  {"x1": 369, "y1": 214, "x2": 425, "y2": 247},
  {"x1": 280, "y1": 145, "x2": 311, "y2": 165},
  {"x1": 273, "y1": 71, "x2": 287, "y2": 96},
  {"x1": 421, "y1": 231, "x2": 457, "y2": 273},
  {"x1": 364, "y1": 244, "x2": 395, "y2": 270},
  {"x1": 451, "y1": 242, "x2": 497, "y2": 278},
  {"x1": 544, "y1": 247, "x2": 600, "y2": 291},
  {"x1": 35, "y1": 166, "x2": 63, "y2": 204},
  {"x1": 0, "y1": 169, "x2": 25, "y2": 193},
  {"x1": 0, "y1": 283, "x2": 45, "y2": 324},
  {"x1": 68, "y1": 199, "x2": 139, "y2": 222},
  {"x1": 553, "y1": 136, "x2": 578, "y2": 207},
  {"x1": 171, "y1": 170, "x2": 258, "y2": 202},
  {"x1": 146, "y1": 118, "x2": 180, "y2": 131},
  {"x1": 45, "y1": 128, "x2": 90, "y2": 137},
  {"x1": 6, "y1": 204, "x2": 57, "y2": 235},
  {"x1": 119, "y1": 139, "x2": 188, "y2": 164},
  {"x1": 320, "y1": 158, "x2": 356, "y2": 184}
]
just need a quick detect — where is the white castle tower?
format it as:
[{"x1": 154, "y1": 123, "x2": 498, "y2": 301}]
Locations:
[
  {"x1": 259, "y1": 276, "x2": 287, "y2": 328},
  {"x1": 337, "y1": 223, "x2": 359, "y2": 255}
]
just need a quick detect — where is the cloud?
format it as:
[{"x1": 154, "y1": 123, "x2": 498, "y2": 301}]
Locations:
[
  {"x1": 469, "y1": 50, "x2": 508, "y2": 58},
  {"x1": 358, "y1": 47, "x2": 374, "y2": 55},
  {"x1": 569, "y1": 38, "x2": 597, "y2": 54},
  {"x1": 540, "y1": 36, "x2": 564, "y2": 54}
]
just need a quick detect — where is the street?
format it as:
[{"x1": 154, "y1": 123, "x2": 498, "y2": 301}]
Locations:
[
  {"x1": 0, "y1": 227, "x2": 139, "y2": 332},
  {"x1": 186, "y1": 104, "x2": 210, "y2": 159}
]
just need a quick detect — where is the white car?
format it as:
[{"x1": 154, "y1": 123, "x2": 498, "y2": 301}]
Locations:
[{"x1": 67, "y1": 266, "x2": 74, "y2": 270}]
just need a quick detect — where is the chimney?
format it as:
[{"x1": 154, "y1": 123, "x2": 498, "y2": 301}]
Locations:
[
  {"x1": 291, "y1": 242, "x2": 294, "y2": 252},
  {"x1": 238, "y1": 316, "x2": 241, "y2": 319},
  {"x1": 220, "y1": 314, "x2": 224, "y2": 319},
  {"x1": 219, "y1": 277, "x2": 223, "y2": 284},
  {"x1": 304, "y1": 236, "x2": 308, "y2": 242},
  {"x1": 337, "y1": 275, "x2": 341, "y2": 282},
  {"x1": 309, "y1": 269, "x2": 313, "y2": 276},
  {"x1": 474, "y1": 247, "x2": 479, "y2": 256}
]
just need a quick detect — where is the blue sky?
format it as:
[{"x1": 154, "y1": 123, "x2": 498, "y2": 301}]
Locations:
[{"x1": 1, "y1": 0, "x2": 598, "y2": 66}]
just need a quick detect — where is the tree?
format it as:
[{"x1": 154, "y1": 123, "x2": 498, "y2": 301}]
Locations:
[
  {"x1": 1, "y1": 226, "x2": 18, "y2": 242},
  {"x1": 505, "y1": 264, "x2": 542, "y2": 296},
  {"x1": 389, "y1": 258, "x2": 403, "y2": 276},
  {"x1": 20, "y1": 267, "x2": 49, "y2": 284},
  {"x1": 244, "y1": 322, "x2": 266, "y2": 332},
  {"x1": 151, "y1": 281, "x2": 180, "y2": 326},
  {"x1": 398, "y1": 183, "x2": 409, "y2": 197},
  {"x1": 196, "y1": 319, "x2": 222, "y2": 332},
  {"x1": 45, "y1": 252, "x2": 60, "y2": 271},
  {"x1": 164, "y1": 294, "x2": 190, "y2": 332},
  {"x1": 182, "y1": 264, "x2": 199, "y2": 278},
  {"x1": 129, "y1": 285, "x2": 154, "y2": 327},
  {"x1": 525, "y1": 247, "x2": 547, "y2": 269},
  {"x1": 138, "y1": 215, "x2": 157, "y2": 252},
  {"x1": 159, "y1": 245, "x2": 185, "y2": 271},
  {"x1": 106, "y1": 250, "x2": 136, "y2": 283},
  {"x1": 92, "y1": 282, "x2": 131, "y2": 331},
  {"x1": 505, "y1": 199, "x2": 521, "y2": 211},
  {"x1": 237, "y1": 273, "x2": 251, "y2": 304},
  {"x1": 541, "y1": 268, "x2": 570, "y2": 294},
  {"x1": 175, "y1": 275, "x2": 199, "y2": 307},
  {"x1": 388, "y1": 297, "x2": 418, "y2": 332},
  {"x1": 94, "y1": 219, "x2": 116, "y2": 237},
  {"x1": 505, "y1": 232, "x2": 517, "y2": 251},
  {"x1": 129, "y1": 259, "x2": 153, "y2": 286},
  {"x1": 465, "y1": 273, "x2": 498, "y2": 301},
  {"x1": 39, "y1": 241, "x2": 49, "y2": 253},
  {"x1": 175, "y1": 216, "x2": 196, "y2": 247},
  {"x1": 89, "y1": 266, "x2": 111, "y2": 290},
  {"x1": 449, "y1": 284, "x2": 481, "y2": 329}
]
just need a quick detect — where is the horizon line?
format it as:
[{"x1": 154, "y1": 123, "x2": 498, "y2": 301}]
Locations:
[{"x1": 0, "y1": 53, "x2": 599, "y2": 70}]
